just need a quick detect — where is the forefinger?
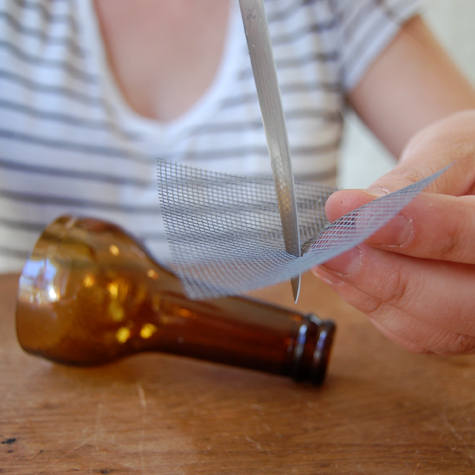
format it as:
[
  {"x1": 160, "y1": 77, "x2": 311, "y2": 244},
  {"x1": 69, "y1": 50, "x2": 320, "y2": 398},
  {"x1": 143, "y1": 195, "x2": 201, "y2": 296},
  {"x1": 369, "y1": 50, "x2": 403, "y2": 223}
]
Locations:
[{"x1": 325, "y1": 190, "x2": 475, "y2": 264}]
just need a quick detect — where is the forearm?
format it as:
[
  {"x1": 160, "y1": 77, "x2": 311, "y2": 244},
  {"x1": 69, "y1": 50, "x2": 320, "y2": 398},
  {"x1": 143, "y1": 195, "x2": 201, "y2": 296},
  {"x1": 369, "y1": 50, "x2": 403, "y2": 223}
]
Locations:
[{"x1": 348, "y1": 15, "x2": 475, "y2": 159}]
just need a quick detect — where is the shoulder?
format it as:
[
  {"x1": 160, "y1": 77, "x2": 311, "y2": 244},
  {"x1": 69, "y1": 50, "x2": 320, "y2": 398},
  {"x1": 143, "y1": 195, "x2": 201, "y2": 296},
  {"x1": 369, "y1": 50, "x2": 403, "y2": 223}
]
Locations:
[{"x1": 331, "y1": 0, "x2": 421, "y2": 91}]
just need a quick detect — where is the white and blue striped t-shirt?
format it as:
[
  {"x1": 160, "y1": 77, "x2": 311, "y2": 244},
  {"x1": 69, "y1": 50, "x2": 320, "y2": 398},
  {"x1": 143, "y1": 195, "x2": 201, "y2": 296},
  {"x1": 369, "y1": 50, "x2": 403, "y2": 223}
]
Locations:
[{"x1": 0, "y1": 0, "x2": 419, "y2": 272}]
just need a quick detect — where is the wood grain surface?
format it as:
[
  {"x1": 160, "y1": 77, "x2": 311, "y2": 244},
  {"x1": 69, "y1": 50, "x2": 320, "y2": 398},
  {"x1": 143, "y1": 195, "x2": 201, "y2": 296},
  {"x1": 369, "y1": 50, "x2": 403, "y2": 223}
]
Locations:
[{"x1": 1, "y1": 272, "x2": 474, "y2": 474}]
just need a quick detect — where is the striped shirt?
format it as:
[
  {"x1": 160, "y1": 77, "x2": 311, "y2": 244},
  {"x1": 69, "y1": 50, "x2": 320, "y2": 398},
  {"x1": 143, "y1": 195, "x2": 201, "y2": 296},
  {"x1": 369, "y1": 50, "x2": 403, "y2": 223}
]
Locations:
[{"x1": 0, "y1": 0, "x2": 419, "y2": 272}]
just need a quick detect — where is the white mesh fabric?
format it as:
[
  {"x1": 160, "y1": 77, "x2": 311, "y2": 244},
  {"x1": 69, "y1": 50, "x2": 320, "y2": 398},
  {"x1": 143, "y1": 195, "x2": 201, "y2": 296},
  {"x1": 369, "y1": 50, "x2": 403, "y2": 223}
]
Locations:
[{"x1": 157, "y1": 159, "x2": 447, "y2": 300}]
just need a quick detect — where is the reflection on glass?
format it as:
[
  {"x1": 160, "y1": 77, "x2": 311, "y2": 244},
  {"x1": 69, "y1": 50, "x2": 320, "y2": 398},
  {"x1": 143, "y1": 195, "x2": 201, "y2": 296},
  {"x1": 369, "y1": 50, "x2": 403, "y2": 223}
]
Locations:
[{"x1": 116, "y1": 327, "x2": 131, "y2": 344}]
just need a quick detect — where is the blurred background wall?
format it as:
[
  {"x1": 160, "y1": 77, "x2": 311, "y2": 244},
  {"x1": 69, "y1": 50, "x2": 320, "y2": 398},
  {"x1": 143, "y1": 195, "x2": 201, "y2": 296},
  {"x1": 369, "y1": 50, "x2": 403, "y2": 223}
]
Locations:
[{"x1": 339, "y1": 0, "x2": 475, "y2": 188}]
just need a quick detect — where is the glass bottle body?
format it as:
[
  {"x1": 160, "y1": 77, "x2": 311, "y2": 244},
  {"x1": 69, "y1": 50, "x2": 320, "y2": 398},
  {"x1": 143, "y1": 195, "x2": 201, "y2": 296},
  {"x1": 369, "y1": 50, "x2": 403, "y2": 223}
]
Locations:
[{"x1": 16, "y1": 216, "x2": 335, "y2": 383}]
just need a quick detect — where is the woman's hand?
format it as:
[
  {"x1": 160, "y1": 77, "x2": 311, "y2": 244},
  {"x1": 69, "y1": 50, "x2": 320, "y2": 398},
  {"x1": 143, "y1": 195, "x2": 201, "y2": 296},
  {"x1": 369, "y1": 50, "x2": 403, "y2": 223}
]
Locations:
[{"x1": 312, "y1": 111, "x2": 475, "y2": 355}]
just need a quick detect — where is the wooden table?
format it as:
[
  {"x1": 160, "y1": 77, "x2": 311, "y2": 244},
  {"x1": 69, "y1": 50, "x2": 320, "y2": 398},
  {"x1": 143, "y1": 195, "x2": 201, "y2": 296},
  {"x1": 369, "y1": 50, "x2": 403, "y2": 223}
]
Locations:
[{"x1": 1, "y1": 272, "x2": 474, "y2": 474}]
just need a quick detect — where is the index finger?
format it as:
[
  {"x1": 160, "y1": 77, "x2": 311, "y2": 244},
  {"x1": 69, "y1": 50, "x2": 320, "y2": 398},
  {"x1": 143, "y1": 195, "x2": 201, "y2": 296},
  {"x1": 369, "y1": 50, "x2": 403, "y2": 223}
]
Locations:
[{"x1": 325, "y1": 189, "x2": 475, "y2": 264}]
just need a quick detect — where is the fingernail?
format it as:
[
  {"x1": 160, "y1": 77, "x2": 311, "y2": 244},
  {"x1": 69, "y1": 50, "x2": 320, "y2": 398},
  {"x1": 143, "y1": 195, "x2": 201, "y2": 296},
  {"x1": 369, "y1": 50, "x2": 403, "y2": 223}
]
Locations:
[
  {"x1": 312, "y1": 267, "x2": 344, "y2": 286},
  {"x1": 367, "y1": 186, "x2": 390, "y2": 197},
  {"x1": 321, "y1": 246, "x2": 362, "y2": 277},
  {"x1": 372, "y1": 214, "x2": 414, "y2": 248}
]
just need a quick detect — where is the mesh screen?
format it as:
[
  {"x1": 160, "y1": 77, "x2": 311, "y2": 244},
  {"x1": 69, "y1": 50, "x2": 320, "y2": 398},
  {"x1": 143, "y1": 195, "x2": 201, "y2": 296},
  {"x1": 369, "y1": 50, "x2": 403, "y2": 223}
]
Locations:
[{"x1": 157, "y1": 159, "x2": 447, "y2": 300}]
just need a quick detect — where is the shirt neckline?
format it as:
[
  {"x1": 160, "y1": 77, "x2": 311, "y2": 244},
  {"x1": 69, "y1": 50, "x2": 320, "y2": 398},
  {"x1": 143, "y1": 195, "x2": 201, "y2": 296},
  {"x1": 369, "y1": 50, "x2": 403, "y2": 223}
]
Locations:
[{"x1": 77, "y1": 0, "x2": 242, "y2": 145}]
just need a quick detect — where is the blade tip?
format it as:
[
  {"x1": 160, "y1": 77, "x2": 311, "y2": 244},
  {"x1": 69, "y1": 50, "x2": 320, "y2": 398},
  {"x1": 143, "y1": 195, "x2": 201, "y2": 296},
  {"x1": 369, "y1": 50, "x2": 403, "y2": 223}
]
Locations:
[{"x1": 291, "y1": 276, "x2": 301, "y2": 303}]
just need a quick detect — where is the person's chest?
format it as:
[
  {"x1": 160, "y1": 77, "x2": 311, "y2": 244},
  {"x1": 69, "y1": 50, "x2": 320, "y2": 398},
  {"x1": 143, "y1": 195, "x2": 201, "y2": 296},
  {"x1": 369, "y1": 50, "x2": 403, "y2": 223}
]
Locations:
[
  {"x1": 93, "y1": 0, "x2": 232, "y2": 123},
  {"x1": 0, "y1": 0, "x2": 344, "y2": 182}
]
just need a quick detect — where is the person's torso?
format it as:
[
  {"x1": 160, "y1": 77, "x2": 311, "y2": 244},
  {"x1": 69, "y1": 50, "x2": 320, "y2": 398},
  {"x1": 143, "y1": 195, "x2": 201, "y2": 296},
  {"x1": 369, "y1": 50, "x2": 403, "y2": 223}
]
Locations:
[{"x1": 0, "y1": 0, "x2": 346, "y2": 271}]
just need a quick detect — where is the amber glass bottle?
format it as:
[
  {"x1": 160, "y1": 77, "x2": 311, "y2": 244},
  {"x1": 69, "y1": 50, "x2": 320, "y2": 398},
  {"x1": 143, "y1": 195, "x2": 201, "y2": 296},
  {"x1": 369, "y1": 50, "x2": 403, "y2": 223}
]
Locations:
[{"x1": 16, "y1": 216, "x2": 335, "y2": 384}]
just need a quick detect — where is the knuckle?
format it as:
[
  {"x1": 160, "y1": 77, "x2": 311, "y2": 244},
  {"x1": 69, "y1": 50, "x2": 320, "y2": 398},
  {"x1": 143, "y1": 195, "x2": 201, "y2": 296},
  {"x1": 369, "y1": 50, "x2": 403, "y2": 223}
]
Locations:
[
  {"x1": 364, "y1": 268, "x2": 410, "y2": 317},
  {"x1": 427, "y1": 332, "x2": 475, "y2": 355},
  {"x1": 438, "y1": 223, "x2": 462, "y2": 261},
  {"x1": 444, "y1": 334, "x2": 475, "y2": 355},
  {"x1": 398, "y1": 168, "x2": 427, "y2": 185}
]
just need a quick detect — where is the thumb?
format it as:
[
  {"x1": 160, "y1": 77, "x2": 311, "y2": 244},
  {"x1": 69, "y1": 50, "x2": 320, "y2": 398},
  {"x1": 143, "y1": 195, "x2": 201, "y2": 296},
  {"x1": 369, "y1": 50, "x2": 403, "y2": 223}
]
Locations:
[{"x1": 369, "y1": 110, "x2": 475, "y2": 196}]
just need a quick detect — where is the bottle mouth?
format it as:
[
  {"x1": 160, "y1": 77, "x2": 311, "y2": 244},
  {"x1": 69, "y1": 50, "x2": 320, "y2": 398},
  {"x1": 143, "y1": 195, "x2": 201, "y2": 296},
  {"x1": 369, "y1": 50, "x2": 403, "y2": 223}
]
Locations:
[
  {"x1": 291, "y1": 314, "x2": 336, "y2": 385},
  {"x1": 309, "y1": 317, "x2": 336, "y2": 385}
]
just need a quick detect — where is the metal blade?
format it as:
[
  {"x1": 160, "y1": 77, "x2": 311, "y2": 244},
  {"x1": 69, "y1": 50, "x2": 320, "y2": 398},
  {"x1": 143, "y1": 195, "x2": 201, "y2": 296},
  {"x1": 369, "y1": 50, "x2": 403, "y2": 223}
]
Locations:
[{"x1": 239, "y1": 0, "x2": 301, "y2": 302}]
